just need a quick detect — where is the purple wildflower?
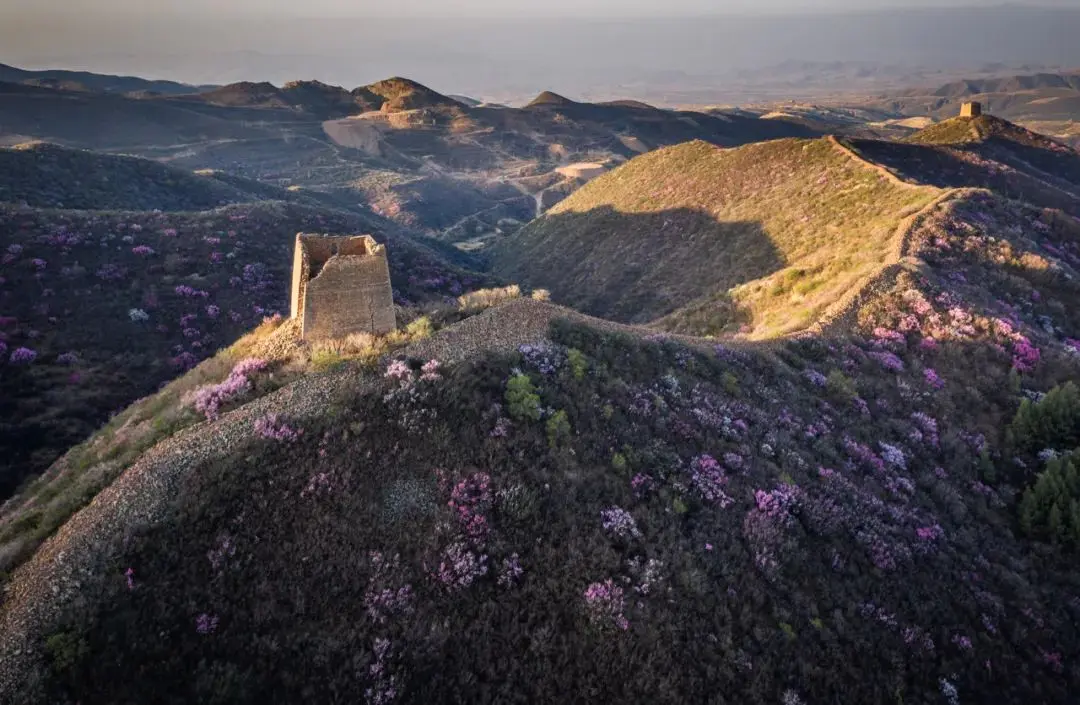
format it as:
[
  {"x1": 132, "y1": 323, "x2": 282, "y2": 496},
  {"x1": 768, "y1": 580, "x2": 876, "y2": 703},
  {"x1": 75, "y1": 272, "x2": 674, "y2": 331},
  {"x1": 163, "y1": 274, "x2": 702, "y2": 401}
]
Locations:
[
  {"x1": 254, "y1": 413, "x2": 301, "y2": 442},
  {"x1": 433, "y1": 541, "x2": 488, "y2": 590},
  {"x1": 600, "y1": 507, "x2": 641, "y2": 540},
  {"x1": 583, "y1": 579, "x2": 629, "y2": 631},
  {"x1": 195, "y1": 613, "x2": 219, "y2": 635},
  {"x1": 9, "y1": 347, "x2": 36, "y2": 364},
  {"x1": 192, "y1": 358, "x2": 267, "y2": 419},
  {"x1": 689, "y1": 454, "x2": 734, "y2": 507},
  {"x1": 868, "y1": 351, "x2": 904, "y2": 372},
  {"x1": 497, "y1": 553, "x2": 524, "y2": 587}
]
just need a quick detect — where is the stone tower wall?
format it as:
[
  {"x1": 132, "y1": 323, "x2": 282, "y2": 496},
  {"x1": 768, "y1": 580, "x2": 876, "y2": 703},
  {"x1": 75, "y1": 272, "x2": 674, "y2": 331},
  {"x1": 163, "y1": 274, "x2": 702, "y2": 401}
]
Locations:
[
  {"x1": 960, "y1": 101, "x2": 982, "y2": 118},
  {"x1": 290, "y1": 233, "x2": 396, "y2": 341}
]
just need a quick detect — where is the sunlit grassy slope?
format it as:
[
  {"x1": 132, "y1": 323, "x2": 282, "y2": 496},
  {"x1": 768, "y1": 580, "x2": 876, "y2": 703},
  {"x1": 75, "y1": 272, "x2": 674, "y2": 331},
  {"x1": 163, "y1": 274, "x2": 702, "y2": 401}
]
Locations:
[{"x1": 491, "y1": 138, "x2": 939, "y2": 338}]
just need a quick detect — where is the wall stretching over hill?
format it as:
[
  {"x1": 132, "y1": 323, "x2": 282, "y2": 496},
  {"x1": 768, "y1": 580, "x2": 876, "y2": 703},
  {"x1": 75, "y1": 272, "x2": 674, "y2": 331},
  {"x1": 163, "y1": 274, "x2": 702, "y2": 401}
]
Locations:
[{"x1": 492, "y1": 138, "x2": 940, "y2": 338}]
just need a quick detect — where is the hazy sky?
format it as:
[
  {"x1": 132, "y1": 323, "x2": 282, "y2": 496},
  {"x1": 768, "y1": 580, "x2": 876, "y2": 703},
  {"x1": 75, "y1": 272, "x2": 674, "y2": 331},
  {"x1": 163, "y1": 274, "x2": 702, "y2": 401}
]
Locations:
[
  {"x1": 2, "y1": 2, "x2": 1078, "y2": 102},
  {"x1": 2, "y1": 0, "x2": 1075, "y2": 18}
]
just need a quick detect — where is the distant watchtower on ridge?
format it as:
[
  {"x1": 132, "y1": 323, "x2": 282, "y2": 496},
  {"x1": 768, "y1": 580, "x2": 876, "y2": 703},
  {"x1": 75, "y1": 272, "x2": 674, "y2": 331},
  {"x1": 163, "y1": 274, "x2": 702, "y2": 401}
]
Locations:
[
  {"x1": 290, "y1": 233, "x2": 396, "y2": 341},
  {"x1": 960, "y1": 101, "x2": 982, "y2": 118}
]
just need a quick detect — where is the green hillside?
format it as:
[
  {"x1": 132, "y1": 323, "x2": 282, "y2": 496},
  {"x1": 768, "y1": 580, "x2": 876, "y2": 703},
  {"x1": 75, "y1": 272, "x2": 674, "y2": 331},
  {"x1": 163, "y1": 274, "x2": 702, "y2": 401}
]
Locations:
[{"x1": 491, "y1": 137, "x2": 940, "y2": 338}]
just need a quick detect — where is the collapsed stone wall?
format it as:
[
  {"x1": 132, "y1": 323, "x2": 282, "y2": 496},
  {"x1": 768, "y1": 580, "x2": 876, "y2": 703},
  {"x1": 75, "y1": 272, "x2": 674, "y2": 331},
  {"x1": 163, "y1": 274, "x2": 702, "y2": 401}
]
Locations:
[{"x1": 290, "y1": 233, "x2": 396, "y2": 341}]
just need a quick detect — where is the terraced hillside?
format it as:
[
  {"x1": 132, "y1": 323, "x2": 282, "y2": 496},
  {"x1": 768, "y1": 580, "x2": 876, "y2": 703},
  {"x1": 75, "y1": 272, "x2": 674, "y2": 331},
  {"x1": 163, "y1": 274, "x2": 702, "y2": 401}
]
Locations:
[
  {"x1": 2, "y1": 183, "x2": 1079, "y2": 703},
  {"x1": 491, "y1": 137, "x2": 941, "y2": 337}
]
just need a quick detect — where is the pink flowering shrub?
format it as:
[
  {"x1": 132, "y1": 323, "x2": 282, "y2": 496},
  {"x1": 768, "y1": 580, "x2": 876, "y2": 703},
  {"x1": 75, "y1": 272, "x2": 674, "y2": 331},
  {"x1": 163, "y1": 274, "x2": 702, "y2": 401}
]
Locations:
[
  {"x1": 923, "y1": 367, "x2": 945, "y2": 389},
  {"x1": 1011, "y1": 338, "x2": 1041, "y2": 372},
  {"x1": 191, "y1": 358, "x2": 268, "y2": 419},
  {"x1": 868, "y1": 350, "x2": 904, "y2": 372},
  {"x1": 600, "y1": 506, "x2": 641, "y2": 540},
  {"x1": 9, "y1": 346, "x2": 37, "y2": 364},
  {"x1": 583, "y1": 579, "x2": 629, "y2": 631},
  {"x1": 688, "y1": 454, "x2": 733, "y2": 507},
  {"x1": 195, "y1": 613, "x2": 219, "y2": 635},
  {"x1": 253, "y1": 413, "x2": 301, "y2": 442},
  {"x1": 364, "y1": 552, "x2": 414, "y2": 624},
  {"x1": 433, "y1": 541, "x2": 488, "y2": 590},
  {"x1": 447, "y1": 472, "x2": 492, "y2": 542},
  {"x1": 497, "y1": 553, "x2": 524, "y2": 587},
  {"x1": 365, "y1": 638, "x2": 400, "y2": 705}
]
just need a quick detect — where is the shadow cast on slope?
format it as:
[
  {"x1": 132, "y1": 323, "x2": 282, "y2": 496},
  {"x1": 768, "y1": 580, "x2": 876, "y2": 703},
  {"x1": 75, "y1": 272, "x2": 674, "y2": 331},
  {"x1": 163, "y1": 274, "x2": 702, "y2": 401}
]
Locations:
[
  {"x1": 849, "y1": 139, "x2": 1080, "y2": 216},
  {"x1": 492, "y1": 206, "x2": 784, "y2": 325}
]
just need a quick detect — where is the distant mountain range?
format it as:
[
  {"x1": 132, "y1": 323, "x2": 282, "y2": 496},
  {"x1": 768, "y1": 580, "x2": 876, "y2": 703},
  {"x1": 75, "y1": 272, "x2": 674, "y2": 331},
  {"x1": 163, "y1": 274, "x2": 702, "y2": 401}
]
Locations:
[{"x1": 0, "y1": 62, "x2": 215, "y2": 96}]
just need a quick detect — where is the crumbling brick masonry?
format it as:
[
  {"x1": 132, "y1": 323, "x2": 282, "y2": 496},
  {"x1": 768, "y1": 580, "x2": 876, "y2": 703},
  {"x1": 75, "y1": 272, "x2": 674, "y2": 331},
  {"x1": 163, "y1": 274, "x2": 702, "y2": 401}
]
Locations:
[{"x1": 290, "y1": 233, "x2": 396, "y2": 341}]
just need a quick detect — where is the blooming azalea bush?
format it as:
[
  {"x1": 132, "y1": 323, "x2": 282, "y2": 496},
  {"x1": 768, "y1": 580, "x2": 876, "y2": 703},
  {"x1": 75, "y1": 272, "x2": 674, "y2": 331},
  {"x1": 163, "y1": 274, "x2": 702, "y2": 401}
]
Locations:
[
  {"x1": 42, "y1": 308, "x2": 1080, "y2": 705},
  {"x1": 190, "y1": 357, "x2": 268, "y2": 420}
]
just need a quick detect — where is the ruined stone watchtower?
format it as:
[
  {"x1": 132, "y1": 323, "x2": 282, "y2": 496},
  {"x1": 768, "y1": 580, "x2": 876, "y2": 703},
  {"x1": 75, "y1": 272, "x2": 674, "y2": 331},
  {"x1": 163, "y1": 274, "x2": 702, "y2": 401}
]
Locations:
[
  {"x1": 960, "y1": 101, "x2": 982, "y2": 118},
  {"x1": 290, "y1": 233, "x2": 396, "y2": 341}
]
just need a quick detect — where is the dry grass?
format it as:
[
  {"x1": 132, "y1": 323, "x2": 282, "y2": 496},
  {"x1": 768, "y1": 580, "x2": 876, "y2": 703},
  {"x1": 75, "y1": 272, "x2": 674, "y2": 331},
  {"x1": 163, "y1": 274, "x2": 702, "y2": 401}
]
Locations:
[
  {"x1": 493, "y1": 138, "x2": 939, "y2": 338},
  {"x1": 904, "y1": 116, "x2": 983, "y2": 145},
  {"x1": 457, "y1": 284, "x2": 522, "y2": 312}
]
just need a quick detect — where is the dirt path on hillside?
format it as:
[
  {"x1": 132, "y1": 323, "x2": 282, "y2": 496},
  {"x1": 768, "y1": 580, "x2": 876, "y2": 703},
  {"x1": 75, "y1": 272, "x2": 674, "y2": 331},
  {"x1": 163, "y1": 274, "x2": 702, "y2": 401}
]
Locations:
[
  {"x1": 826, "y1": 134, "x2": 923, "y2": 188},
  {"x1": 794, "y1": 187, "x2": 979, "y2": 338}
]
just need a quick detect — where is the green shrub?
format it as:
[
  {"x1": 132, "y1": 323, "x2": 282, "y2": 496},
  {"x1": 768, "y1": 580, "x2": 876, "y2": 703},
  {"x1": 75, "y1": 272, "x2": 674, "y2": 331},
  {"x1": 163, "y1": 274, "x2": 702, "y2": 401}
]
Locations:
[
  {"x1": 505, "y1": 374, "x2": 541, "y2": 421},
  {"x1": 1019, "y1": 451, "x2": 1080, "y2": 547},
  {"x1": 611, "y1": 452, "x2": 628, "y2": 473},
  {"x1": 1009, "y1": 382, "x2": 1080, "y2": 454},
  {"x1": 721, "y1": 371, "x2": 740, "y2": 396},
  {"x1": 546, "y1": 410, "x2": 572, "y2": 448},
  {"x1": 45, "y1": 631, "x2": 88, "y2": 674},
  {"x1": 567, "y1": 348, "x2": 588, "y2": 380},
  {"x1": 311, "y1": 349, "x2": 345, "y2": 373},
  {"x1": 826, "y1": 370, "x2": 857, "y2": 403},
  {"x1": 405, "y1": 316, "x2": 434, "y2": 340}
]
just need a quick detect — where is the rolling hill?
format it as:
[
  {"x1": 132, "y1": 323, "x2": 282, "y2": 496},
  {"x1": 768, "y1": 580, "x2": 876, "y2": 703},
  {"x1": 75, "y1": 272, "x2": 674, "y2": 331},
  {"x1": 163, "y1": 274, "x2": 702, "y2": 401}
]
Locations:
[
  {"x1": 0, "y1": 141, "x2": 496, "y2": 505},
  {"x1": 0, "y1": 68, "x2": 818, "y2": 242},
  {"x1": 0, "y1": 63, "x2": 214, "y2": 96},
  {"x1": 846, "y1": 115, "x2": 1080, "y2": 216},
  {"x1": 492, "y1": 114, "x2": 1080, "y2": 339},
  {"x1": 491, "y1": 137, "x2": 940, "y2": 337},
  {"x1": 846, "y1": 70, "x2": 1080, "y2": 149},
  {"x1": 0, "y1": 142, "x2": 270, "y2": 211},
  {"x1": 4, "y1": 62, "x2": 1080, "y2": 703},
  {"x1": 2, "y1": 177, "x2": 1080, "y2": 702}
]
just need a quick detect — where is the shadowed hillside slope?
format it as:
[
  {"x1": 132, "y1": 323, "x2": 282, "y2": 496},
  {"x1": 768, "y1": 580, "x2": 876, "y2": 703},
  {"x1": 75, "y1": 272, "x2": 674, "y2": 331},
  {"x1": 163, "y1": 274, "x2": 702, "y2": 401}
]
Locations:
[
  {"x1": 2, "y1": 183, "x2": 1080, "y2": 701},
  {"x1": 491, "y1": 138, "x2": 940, "y2": 337},
  {"x1": 905, "y1": 115, "x2": 1080, "y2": 193},
  {"x1": 0, "y1": 198, "x2": 493, "y2": 502},
  {"x1": 0, "y1": 142, "x2": 267, "y2": 211}
]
